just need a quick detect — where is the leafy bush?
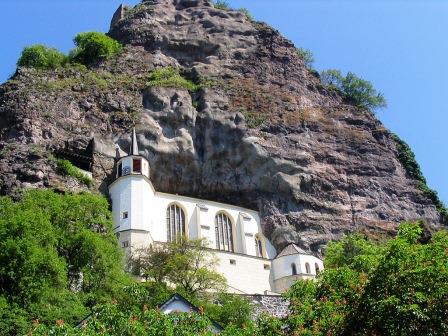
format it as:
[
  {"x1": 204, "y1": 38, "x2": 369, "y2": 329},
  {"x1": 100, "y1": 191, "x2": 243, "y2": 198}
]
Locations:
[
  {"x1": 147, "y1": 66, "x2": 199, "y2": 92},
  {"x1": 206, "y1": 293, "x2": 254, "y2": 328},
  {"x1": 321, "y1": 69, "x2": 387, "y2": 109},
  {"x1": 296, "y1": 47, "x2": 314, "y2": 69},
  {"x1": 285, "y1": 222, "x2": 448, "y2": 335},
  {"x1": 0, "y1": 190, "x2": 128, "y2": 335},
  {"x1": 70, "y1": 32, "x2": 122, "y2": 66},
  {"x1": 57, "y1": 159, "x2": 93, "y2": 187},
  {"x1": 391, "y1": 133, "x2": 447, "y2": 222},
  {"x1": 213, "y1": 0, "x2": 230, "y2": 10},
  {"x1": 17, "y1": 44, "x2": 66, "y2": 69}
]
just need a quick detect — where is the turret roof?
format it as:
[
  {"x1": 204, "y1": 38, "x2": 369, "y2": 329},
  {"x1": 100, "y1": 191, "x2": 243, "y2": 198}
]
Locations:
[{"x1": 276, "y1": 243, "x2": 308, "y2": 258}]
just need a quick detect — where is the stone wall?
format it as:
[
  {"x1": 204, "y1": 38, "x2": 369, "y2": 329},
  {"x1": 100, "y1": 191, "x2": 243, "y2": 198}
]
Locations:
[{"x1": 244, "y1": 294, "x2": 290, "y2": 319}]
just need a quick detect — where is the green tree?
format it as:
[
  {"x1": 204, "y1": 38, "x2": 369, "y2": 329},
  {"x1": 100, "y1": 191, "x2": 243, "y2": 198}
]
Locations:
[
  {"x1": 296, "y1": 47, "x2": 314, "y2": 69},
  {"x1": 206, "y1": 293, "x2": 254, "y2": 328},
  {"x1": 321, "y1": 69, "x2": 387, "y2": 109},
  {"x1": 285, "y1": 222, "x2": 448, "y2": 336},
  {"x1": 0, "y1": 190, "x2": 129, "y2": 335},
  {"x1": 130, "y1": 237, "x2": 227, "y2": 299},
  {"x1": 17, "y1": 44, "x2": 66, "y2": 69},
  {"x1": 70, "y1": 32, "x2": 122, "y2": 66}
]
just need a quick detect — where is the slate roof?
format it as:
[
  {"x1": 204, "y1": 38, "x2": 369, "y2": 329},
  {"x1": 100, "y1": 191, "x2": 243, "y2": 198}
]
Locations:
[
  {"x1": 159, "y1": 294, "x2": 223, "y2": 332},
  {"x1": 275, "y1": 243, "x2": 308, "y2": 258}
]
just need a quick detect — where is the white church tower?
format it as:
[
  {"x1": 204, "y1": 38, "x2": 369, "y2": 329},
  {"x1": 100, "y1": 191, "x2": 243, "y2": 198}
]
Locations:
[{"x1": 109, "y1": 128, "x2": 155, "y2": 250}]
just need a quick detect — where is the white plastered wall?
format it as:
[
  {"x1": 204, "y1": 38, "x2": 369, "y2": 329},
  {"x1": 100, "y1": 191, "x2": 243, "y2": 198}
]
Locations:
[
  {"x1": 149, "y1": 192, "x2": 276, "y2": 259},
  {"x1": 109, "y1": 173, "x2": 156, "y2": 250},
  {"x1": 272, "y1": 254, "x2": 324, "y2": 279},
  {"x1": 214, "y1": 251, "x2": 273, "y2": 294}
]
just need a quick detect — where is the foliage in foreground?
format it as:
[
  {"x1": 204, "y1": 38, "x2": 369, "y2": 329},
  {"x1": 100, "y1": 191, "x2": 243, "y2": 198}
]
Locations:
[
  {"x1": 0, "y1": 190, "x2": 129, "y2": 336},
  {"x1": 57, "y1": 159, "x2": 93, "y2": 187},
  {"x1": 30, "y1": 284, "x2": 275, "y2": 336},
  {"x1": 321, "y1": 69, "x2": 387, "y2": 109},
  {"x1": 285, "y1": 222, "x2": 448, "y2": 336},
  {"x1": 391, "y1": 133, "x2": 448, "y2": 223},
  {"x1": 17, "y1": 44, "x2": 67, "y2": 69}
]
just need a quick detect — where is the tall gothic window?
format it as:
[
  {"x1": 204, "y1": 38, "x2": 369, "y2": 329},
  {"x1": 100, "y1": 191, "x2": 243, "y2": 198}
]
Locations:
[
  {"x1": 166, "y1": 204, "x2": 185, "y2": 242},
  {"x1": 255, "y1": 236, "x2": 263, "y2": 257},
  {"x1": 215, "y1": 213, "x2": 233, "y2": 252},
  {"x1": 315, "y1": 263, "x2": 320, "y2": 275}
]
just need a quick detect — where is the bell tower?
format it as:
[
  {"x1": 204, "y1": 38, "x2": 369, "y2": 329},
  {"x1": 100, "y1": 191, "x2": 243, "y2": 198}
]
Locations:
[{"x1": 109, "y1": 128, "x2": 155, "y2": 252}]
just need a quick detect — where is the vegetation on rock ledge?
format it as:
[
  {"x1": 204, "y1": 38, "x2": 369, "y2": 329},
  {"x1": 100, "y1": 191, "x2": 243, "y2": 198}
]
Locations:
[
  {"x1": 321, "y1": 69, "x2": 387, "y2": 110},
  {"x1": 147, "y1": 67, "x2": 199, "y2": 92},
  {"x1": 391, "y1": 134, "x2": 448, "y2": 222},
  {"x1": 16, "y1": 32, "x2": 122, "y2": 71},
  {"x1": 57, "y1": 159, "x2": 93, "y2": 187},
  {"x1": 17, "y1": 44, "x2": 67, "y2": 70}
]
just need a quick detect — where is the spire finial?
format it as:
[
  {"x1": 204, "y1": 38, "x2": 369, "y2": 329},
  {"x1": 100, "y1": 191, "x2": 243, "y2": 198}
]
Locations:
[{"x1": 130, "y1": 127, "x2": 139, "y2": 155}]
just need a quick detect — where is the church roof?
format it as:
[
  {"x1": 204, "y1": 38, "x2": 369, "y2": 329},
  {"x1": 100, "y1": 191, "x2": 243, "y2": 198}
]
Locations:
[{"x1": 276, "y1": 243, "x2": 308, "y2": 258}]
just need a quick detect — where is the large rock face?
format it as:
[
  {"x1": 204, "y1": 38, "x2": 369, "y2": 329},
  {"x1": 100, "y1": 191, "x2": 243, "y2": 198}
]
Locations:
[{"x1": 0, "y1": 0, "x2": 443, "y2": 254}]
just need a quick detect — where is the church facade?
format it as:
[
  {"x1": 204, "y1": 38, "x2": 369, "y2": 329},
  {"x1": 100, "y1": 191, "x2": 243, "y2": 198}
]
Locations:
[{"x1": 109, "y1": 130, "x2": 324, "y2": 294}]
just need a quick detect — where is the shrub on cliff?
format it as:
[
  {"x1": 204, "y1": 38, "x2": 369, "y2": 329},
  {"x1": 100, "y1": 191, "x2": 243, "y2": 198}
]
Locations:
[
  {"x1": 213, "y1": 1, "x2": 230, "y2": 10},
  {"x1": 296, "y1": 47, "x2": 314, "y2": 69},
  {"x1": 321, "y1": 69, "x2": 387, "y2": 109},
  {"x1": 147, "y1": 66, "x2": 199, "y2": 92},
  {"x1": 391, "y1": 133, "x2": 448, "y2": 222},
  {"x1": 70, "y1": 32, "x2": 122, "y2": 66},
  {"x1": 57, "y1": 159, "x2": 93, "y2": 187},
  {"x1": 17, "y1": 44, "x2": 67, "y2": 69}
]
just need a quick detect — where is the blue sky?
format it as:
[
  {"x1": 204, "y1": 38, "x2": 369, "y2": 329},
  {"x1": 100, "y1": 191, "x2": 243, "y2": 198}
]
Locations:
[{"x1": 2, "y1": 0, "x2": 447, "y2": 204}]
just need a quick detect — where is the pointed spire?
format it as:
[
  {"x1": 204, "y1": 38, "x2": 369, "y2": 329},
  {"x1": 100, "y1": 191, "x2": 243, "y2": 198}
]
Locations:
[
  {"x1": 115, "y1": 144, "x2": 122, "y2": 159},
  {"x1": 130, "y1": 128, "x2": 139, "y2": 155}
]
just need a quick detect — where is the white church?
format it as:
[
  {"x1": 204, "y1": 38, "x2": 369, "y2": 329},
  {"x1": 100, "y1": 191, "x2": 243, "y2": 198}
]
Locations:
[{"x1": 109, "y1": 129, "x2": 324, "y2": 294}]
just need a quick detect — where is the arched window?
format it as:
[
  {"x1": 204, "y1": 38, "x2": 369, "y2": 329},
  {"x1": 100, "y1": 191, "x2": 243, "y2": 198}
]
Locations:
[
  {"x1": 305, "y1": 262, "x2": 311, "y2": 274},
  {"x1": 291, "y1": 263, "x2": 297, "y2": 275},
  {"x1": 166, "y1": 204, "x2": 185, "y2": 242},
  {"x1": 215, "y1": 213, "x2": 233, "y2": 252},
  {"x1": 255, "y1": 236, "x2": 263, "y2": 257},
  {"x1": 315, "y1": 263, "x2": 320, "y2": 275}
]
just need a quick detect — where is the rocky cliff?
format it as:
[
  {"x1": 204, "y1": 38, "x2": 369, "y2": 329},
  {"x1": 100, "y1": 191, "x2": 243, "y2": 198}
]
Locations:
[{"x1": 0, "y1": 0, "x2": 443, "y2": 254}]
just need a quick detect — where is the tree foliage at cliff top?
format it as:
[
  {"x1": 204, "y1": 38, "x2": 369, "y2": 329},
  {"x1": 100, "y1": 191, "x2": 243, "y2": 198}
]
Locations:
[
  {"x1": 285, "y1": 222, "x2": 448, "y2": 336},
  {"x1": 321, "y1": 69, "x2": 387, "y2": 110},
  {"x1": 0, "y1": 190, "x2": 130, "y2": 336},
  {"x1": 17, "y1": 44, "x2": 67, "y2": 70},
  {"x1": 70, "y1": 32, "x2": 122, "y2": 66}
]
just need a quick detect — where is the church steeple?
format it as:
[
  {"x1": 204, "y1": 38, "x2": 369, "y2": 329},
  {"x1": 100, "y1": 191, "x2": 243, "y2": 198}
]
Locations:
[{"x1": 130, "y1": 127, "x2": 139, "y2": 155}]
